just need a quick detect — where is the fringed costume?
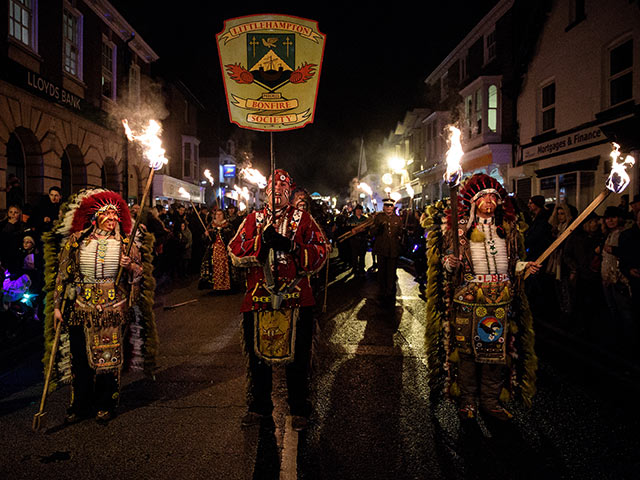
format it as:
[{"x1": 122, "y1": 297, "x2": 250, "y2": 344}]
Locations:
[
  {"x1": 423, "y1": 174, "x2": 537, "y2": 421},
  {"x1": 42, "y1": 188, "x2": 158, "y2": 423},
  {"x1": 228, "y1": 169, "x2": 329, "y2": 427}
]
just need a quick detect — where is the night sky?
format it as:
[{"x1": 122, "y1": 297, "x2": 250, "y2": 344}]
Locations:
[{"x1": 110, "y1": 1, "x2": 499, "y2": 196}]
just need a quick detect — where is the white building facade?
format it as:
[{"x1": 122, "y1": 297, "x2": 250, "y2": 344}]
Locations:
[{"x1": 511, "y1": 0, "x2": 640, "y2": 210}]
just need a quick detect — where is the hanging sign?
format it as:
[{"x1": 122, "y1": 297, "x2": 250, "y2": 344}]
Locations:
[{"x1": 216, "y1": 14, "x2": 326, "y2": 132}]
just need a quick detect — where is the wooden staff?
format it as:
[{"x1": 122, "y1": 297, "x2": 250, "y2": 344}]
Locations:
[
  {"x1": 322, "y1": 257, "x2": 330, "y2": 313},
  {"x1": 524, "y1": 189, "x2": 611, "y2": 279},
  {"x1": 188, "y1": 199, "x2": 211, "y2": 240},
  {"x1": 32, "y1": 317, "x2": 63, "y2": 431},
  {"x1": 116, "y1": 166, "x2": 155, "y2": 286},
  {"x1": 337, "y1": 217, "x2": 374, "y2": 243}
]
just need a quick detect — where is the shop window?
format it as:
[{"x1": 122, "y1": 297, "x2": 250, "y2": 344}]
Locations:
[
  {"x1": 609, "y1": 38, "x2": 633, "y2": 107},
  {"x1": 541, "y1": 81, "x2": 556, "y2": 132},
  {"x1": 101, "y1": 37, "x2": 116, "y2": 99},
  {"x1": 63, "y1": 6, "x2": 82, "y2": 78},
  {"x1": 9, "y1": 0, "x2": 36, "y2": 50}
]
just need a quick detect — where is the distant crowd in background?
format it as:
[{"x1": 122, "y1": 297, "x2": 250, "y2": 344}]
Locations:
[{"x1": 1, "y1": 177, "x2": 639, "y2": 364}]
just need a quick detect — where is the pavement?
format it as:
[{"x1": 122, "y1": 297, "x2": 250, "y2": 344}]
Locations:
[{"x1": 1, "y1": 255, "x2": 640, "y2": 479}]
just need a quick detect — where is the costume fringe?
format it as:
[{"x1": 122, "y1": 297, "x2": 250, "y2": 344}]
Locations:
[{"x1": 423, "y1": 201, "x2": 448, "y2": 403}]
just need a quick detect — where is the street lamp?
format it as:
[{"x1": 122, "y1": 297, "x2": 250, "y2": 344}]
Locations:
[
  {"x1": 388, "y1": 156, "x2": 406, "y2": 173},
  {"x1": 382, "y1": 173, "x2": 393, "y2": 185}
]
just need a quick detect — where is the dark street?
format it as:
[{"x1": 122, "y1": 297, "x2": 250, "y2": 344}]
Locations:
[{"x1": 1, "y1": 256, "x2": 639, "y2": 479}]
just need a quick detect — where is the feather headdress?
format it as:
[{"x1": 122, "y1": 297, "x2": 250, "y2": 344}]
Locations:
[{"x1": 71, "y1": 190, "x2": 131, "y2": 234}]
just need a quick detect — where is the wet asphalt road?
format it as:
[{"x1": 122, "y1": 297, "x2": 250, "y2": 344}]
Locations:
[{"x1": 1, "y1": 255, "x2": 639, "y2": 479}]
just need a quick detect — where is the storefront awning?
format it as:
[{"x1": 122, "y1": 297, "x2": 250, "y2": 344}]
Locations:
[{"x1": 153, "y1": 174, "x2": 204, "y2": 203}]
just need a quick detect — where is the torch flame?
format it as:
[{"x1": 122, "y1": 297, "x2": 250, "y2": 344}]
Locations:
[
  {"x1": 390, "y1": 191, "x2": 402, "y2": 202},
  {"x1": 606, "y1": 142, "x2": 636, "y2": 194},
  {"x1": 122, "y1": 119, "x2": 168, "y2": 171},
  {"x1": 358, "y1": 182, "x2": 373, "y2": 196},
  {"x1": 444, "y1": 126, "x2": 464, "y2": 186},
  {"x1": 178, "y1": 187, "x2": 191, "y2": 200},
  {"x1": 405, "y1": 184, "x2": 415, "y2": 199},
  {"x1": 239, "y1": 201, "x2": 247, "y2": 212},
  {"x1": 204, "y1": 169, "x2": 214, "y2": 186},
  {"x1": 240, "y1": 167, "x2": 267, "y2": 189},
  {"x1": 234, "y1": 185, "x2": 250, "y2": 201}
]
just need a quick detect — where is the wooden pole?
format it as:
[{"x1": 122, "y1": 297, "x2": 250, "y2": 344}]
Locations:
[
  {"x1": 189, "y1": 199, "x2": 211, "y2": 240},
  {"x1": 449, "y1": 185, "x2": 460, "y2": 259},
  {"x1": 322, "y1": 258, "x2": 330, "y2": 313},
  {"x1": 116, "y1": 166, "x2": 155, "y2": 286},
  {"x1": 524, "y1": 189, "x2": 611, "y2": 279},
  {"x1": 32, "y1": 321, "x2": 62, "y2": 431}
]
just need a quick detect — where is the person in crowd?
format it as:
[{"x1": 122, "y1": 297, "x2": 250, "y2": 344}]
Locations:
[
  {"x1": 546, "y1": 202, "x2": 574, "y2": 318},
  {"x1": 200, "y1": 209, "x2": 234, "y2": 292},
  {"x1": 36, "y1": 186, "x2": 63, "y2": 233},
  {"x1": 50, "y1": 190, "x2": 151, "y2": 424},
  {"x1": 525, "y1": 195, "x2": 553, "y2": 316},
  {"x1": 629, "y1": 194, "x2": 640, "y2": 220},
  {"x1": 0, "y1": 204, "x2": 25, "y2": 274},
  {"x1": 411, "y1": 209, "x2": 428, "y2": 292},
  {"x1": 292, "y1": 188, "x2": 312, "y2": 213},
  {"x1": 369, "y1": 197, "x2": 403, "y2": 305},
  {"x1": 335, "y1": 205, "x2": 353, "y2": 267},
  {"x1": 228, "y1": 169, "x2": 329, "y2": 432},
  {"x1": 129, "y1": 204, "x2": 141, "y2": 221},
  {"x1": 226, "y1": 204, "x2": 243, "y2": 232},
  {"x1": 171, "y1": 219, "x2": 192, "y2": 279},
  {"x1": 563, "y1": 212, "x2": 605, "y2": 339},
  {"x1": 346, "y1": 204, "x2": 369, "y2": 277},
  {"x1": 428, "y1": 174, "x2": 540, "y2": 422},
  {"x1": 618, "y1": 208, "x2": 640, "y2": 356},
  {"x1": 600, "y1": 206, "x2": 634, "y2": 354}
]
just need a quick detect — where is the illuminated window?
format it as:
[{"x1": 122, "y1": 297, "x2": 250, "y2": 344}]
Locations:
[
  {"x1": 541, "y1": 81, "x2": 556, "y2": 132},
  {"x1": 101, "y1": 37, "x2": 116, "y2": 99},
  {"x1": 488, "y1": 84, "x2": 497, "y2": 132},
  {"x1": 63, "y1": 6, "x2": 82, "y2": 78},
  {"x1": 9, "y1": 0, "x2": 36, "y2": 49},
  {"x1": 475, "y1": 90, "x2": 483, "y2": 135},
  {"x1": 609, "y1": 38, "x2": 633, "y2": 107}
]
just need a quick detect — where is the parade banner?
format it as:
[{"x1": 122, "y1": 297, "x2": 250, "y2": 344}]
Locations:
[{"x1": 216, "y1": 14, "x2": 326, "y2": 132}]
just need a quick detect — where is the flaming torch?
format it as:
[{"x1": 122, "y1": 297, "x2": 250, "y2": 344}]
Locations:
[
  {"x1": 117, "y1": 119, "x2": 168, "y2": 285},
  {"x1": 524, "y1": 142, "x2": 636, "y2": 279},
  {"x1": 443, "y1": 126, "x2": 464, "y2": 259},
  {"x1": 179, "y1": 187, "x2": 210, "y2": 239},
  {"x1": 204, "y1": 169, "x2": 215, "y2": 186},
  {"x1": 404, "y1": 183, "x2": 415, "y2": 227},
  {"x1": 240, "y1": 167, "x2": 267, "y2": 189}
]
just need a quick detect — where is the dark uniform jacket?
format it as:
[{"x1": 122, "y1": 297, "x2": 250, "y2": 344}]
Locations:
[{"x1": 372, "y1": 212, "x2": 403, "y2": 257}]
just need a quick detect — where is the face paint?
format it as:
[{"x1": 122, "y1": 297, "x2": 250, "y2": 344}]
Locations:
[
  {"x1": 96, "y1": 208, "x2": 120, "y2": 232},
  {"x1": 475, "y1": 193, "x2": 498, "y2": 216},
  {"x1": 266, "y1": 173, "x2": 291, "y2": 209}
]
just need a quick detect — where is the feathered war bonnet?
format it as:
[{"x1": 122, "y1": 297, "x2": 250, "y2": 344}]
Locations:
[
  {"x1": 455, "y1": 173, "x2": 515, "y2": 239},
  {"x1": 70, "y1": 190, "x2": 132, "y2": 235}
]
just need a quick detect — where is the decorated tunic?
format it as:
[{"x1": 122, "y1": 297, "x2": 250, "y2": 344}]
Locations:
[{"x1": 228, "y1": 205, "x2": 329, "y2": 312}]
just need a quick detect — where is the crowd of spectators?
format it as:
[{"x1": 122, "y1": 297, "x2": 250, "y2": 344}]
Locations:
[{"x1": 1, "y1": 181, "x2": 638, "y2": 366}]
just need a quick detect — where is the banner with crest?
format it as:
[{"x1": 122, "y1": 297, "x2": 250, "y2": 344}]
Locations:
[{"x1": 216, "y1": 14, "x2": 325, "y2": 132}]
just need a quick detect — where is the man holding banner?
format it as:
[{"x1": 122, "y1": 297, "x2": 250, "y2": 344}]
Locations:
[{"x1": 228, "y1": 169, "x2": 329, "y2": 431}]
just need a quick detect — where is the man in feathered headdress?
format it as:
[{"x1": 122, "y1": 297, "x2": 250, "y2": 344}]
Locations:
[
  {"x1": 430, "y1": 174, "x2": 540, "y2": 422},
  {"x1": 228, "y1": 169, "x2": 329, "y2": 431},
  {"x1": 45, "y1": 188, "x2": 156, "y2": 424}
]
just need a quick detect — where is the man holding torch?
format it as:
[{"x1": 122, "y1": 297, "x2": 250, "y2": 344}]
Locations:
[
  {"x1": 434, "y1": 174, "x2": 540, "y2": 422},
  {"x1": 228, "y1": 169, "x2": 329, "y2": 431}
]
